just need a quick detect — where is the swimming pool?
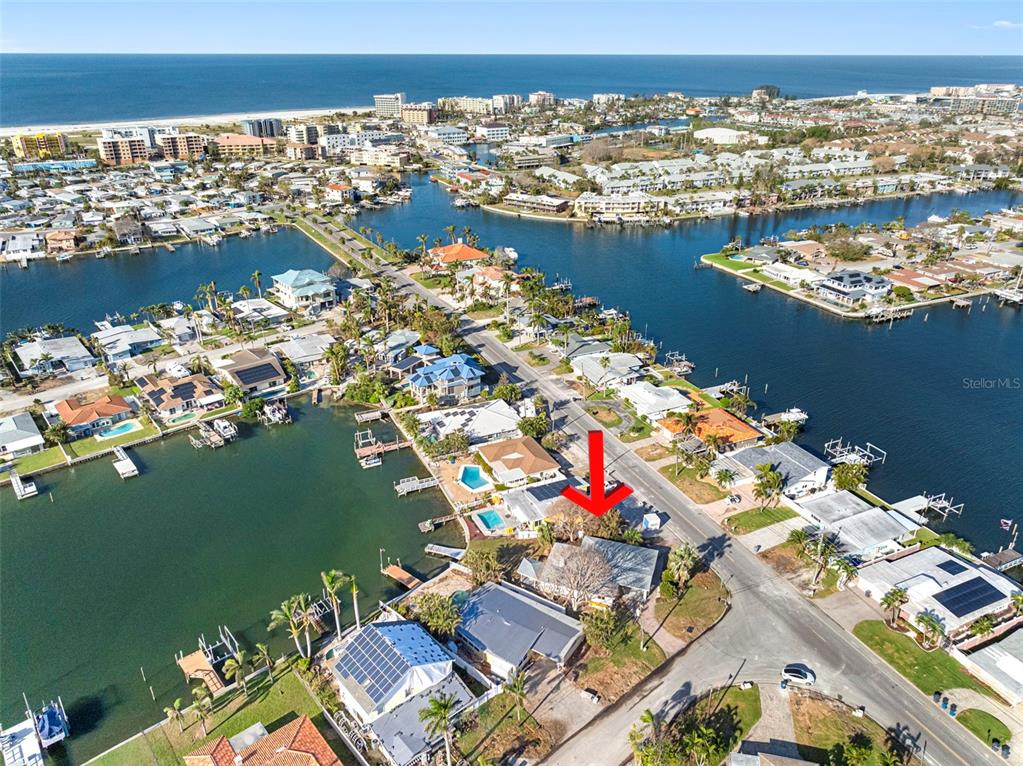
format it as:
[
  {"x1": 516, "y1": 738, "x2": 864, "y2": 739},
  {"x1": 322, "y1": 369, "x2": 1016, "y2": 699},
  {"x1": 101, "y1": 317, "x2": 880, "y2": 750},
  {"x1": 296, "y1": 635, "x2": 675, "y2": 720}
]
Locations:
[
  {"x1": 477, "y1": 510, "x2": 504, "y2": 531},
  {"x1": 457, "y1": 465, "x2": 492, "y2": 492},
  {"x1": 97, "y1": 421, "x2": 137, "y2": 438}
]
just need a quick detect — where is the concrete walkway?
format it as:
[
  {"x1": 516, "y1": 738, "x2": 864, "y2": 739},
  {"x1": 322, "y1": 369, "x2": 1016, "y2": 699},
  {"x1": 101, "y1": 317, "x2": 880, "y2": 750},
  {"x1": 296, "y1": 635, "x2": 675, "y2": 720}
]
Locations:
[
  {"x1": 738, "y1": 516, "x2": 808, "y2": 553},
  {"x1": 738, "y1": 684, "x2": 802, "y2": 760},
  {"x1": 638, "y1": 594, "x2": 686, "y2": 656},
  {"x1": 945, "y1": 688, "x2": 1023, "y2": 764}
]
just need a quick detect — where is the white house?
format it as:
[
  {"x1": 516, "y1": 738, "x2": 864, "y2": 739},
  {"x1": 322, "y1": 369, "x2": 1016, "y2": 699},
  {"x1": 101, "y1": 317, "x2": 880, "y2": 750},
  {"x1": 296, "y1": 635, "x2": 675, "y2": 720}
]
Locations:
[
  {"x1": 722, "y1": 441, "x2": 831, "y2": 498},
  {"x1": 14, "y1": 336, "x2": 97, "y2": 376},
  {"x1": 0, "y1": 412, "x2": 45, "y2": 458},
  {"x1": 570, "y1": 352, "x2": 644, "y2": 391},
  {"x1": 617, "y1": 381, "x2": 691, "y2": 420}
]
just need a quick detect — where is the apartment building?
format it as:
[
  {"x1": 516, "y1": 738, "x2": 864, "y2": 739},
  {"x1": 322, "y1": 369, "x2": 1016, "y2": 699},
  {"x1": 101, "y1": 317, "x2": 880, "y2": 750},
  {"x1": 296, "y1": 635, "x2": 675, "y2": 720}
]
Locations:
[
  {"x1": 239, "y1": 118, "x2": 283, "y2": 138},
  {"x1": 492, "y1": 94, "x2": 523, "y2": 113},
  {"x1": 213, "y1": 133, "x2": 280, "y2": 158},
  {"x1": 373, "y1": 92, "x2": 406, "y2": 118},
  {"x1": 476, "y1": 123, "x2": 511, "y2": 142},
  {"x1": 592, "y1": 93, "x2": 626, "y2": 106},
  {"x1": 12, "y1": 132, "x2": 68, "y2": 159},
  {"x1": 348, "y1": 146, "x2": 409, "y2": 169},
  {"x1": 573, "y1": 192, "x2": 667, "y2": 217},
  {"x1": 286, "y1": 124, "x2": 320, "y2": 144},
  {"x1": 97, "y1": 136, "x2": 148, "y2": 166},
  {"x1": 437, "y1": 96, "x2": 493, "y2": 115},
  {"x1": 156, "y1": 133, "x2": 207, "y2": 160},
  {"x1": 400, "y1": 102, "x2": 438, "y2": 125},
  {"x1": 528, "y1": 91, "x2": 556, "y2": 107}
]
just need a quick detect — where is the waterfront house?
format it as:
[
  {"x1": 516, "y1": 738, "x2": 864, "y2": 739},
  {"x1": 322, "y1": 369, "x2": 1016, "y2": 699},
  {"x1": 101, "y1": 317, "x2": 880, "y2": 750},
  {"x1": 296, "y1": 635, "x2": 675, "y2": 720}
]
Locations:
[
  {"x1": 562, "y1": 333, "x2": 612, "y2": 361},
  {"x1": 136, "y1": 373, "x2": 223, "y2": 418},
  {"x1": 722, "y1": 441, "x2": 830, "y2": 498},
  {"x1": 14, "y1": 336, "x2": 96, "y2": 376},
  {"x1": 815, "y1": 270, "x2": 892, "y2": 307},
  {"x1": 762, "y1": 262, "x2": 827, "y2": 287},
  {"x1": 617, "y1": 381, "x2": 691, "y2": 420},
  {"x1": 157, "y1": 316, "x2": 196, "y2": 345},
  {"x1": 183, "y1": 714, "x2": 340, "y2": 766},
  {"x1": 221, "y1": 347, "x2": 287, "y2": 394},
  {"x1": 91, "y1": 323, "x2": 163, "y2": 364},
  {"x1": 417, "y1": 399, "x2": 522, "y2": 445},
  {"x1": 476, "y1": 435, "x2": 561, "y2": 487},
  {"x1": 374, "y1": 328, "x2": 421, "y2": 366},
  {"x1": 408, "y1": 353, "x2": 484, "y2": 403},
  {"x1": 0, "y1": 412, "x2": 45, "y2": 458},
  {"x1": 44, "y1": 229, "x2": 78, "y2": 253},
  {"x1": 112, "y1": 215, "x2": 143, "y2": 244},
  {"x1": 331, "y1": 618, "x2": 472, "y2": 724},
  {"x1": 502, "y1": 478, "x2": 574, "y2": 527},
  {"x1": 796, "y1": 490, "x2": 918, "y2": 560},
  {"x1": 54, "y1": 395, "x2": 132, "y2": 438},
  {"x1": 856, "y1": 546, "x2": 1022, "y2": 646},
  {"x1": 270, "y1": 269, "x2": 338, "y2": 314},
  {"x1": 736, "y1": 245, "x2": 780, "y2": 265},
  {"x1": 570, "y1": 352, "x2": 644, "y2": 391},
  {"x1": 779, "y1": 240, "x2": 827, "y2": 260},
  {"x1": 275, "y1": 333, "x2": 334, "y2": 370},
  {"x1": 518, "y1": 536, "x2": 661, "y2": 606},
  {"x1": 657, "y1": 407, "x2": 762, "y2": 452},
  {"x1": 456, "y1": 582, "x2": 584, "y2": 679},
  {"x1": 427, "y1": 241, "x2": 488, "y2": 269},
  {"x1": 232, "y1": 297, "x2": 290, "y2": 327}
]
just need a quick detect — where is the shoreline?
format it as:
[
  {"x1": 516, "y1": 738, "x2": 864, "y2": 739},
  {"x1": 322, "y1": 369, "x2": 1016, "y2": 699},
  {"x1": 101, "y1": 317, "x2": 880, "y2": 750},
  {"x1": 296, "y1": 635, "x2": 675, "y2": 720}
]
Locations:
[{"x1": 0, "y1": 104, "x2": 374, "y2": 136}]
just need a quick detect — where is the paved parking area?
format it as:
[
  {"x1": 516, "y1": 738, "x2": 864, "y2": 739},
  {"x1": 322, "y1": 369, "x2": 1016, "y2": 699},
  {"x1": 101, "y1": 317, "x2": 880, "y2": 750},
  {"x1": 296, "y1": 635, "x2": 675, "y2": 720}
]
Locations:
[{"x1": 524, "y1": 661, "x2": 602, "y2": 744}]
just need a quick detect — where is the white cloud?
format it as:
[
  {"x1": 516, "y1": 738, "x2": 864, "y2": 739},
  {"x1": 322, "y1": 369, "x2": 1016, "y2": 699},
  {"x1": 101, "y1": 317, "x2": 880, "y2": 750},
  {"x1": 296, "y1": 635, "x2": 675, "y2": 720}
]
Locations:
[{"x1": 992, "y1": 19, "x2": 1022, "y2": 28}]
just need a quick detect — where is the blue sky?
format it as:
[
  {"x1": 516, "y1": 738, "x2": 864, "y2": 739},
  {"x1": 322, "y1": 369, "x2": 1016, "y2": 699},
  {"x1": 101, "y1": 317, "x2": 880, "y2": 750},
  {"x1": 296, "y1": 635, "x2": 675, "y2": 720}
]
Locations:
[{"x1": 3, "y1": 1, "x2": 1022, "y2": 55}]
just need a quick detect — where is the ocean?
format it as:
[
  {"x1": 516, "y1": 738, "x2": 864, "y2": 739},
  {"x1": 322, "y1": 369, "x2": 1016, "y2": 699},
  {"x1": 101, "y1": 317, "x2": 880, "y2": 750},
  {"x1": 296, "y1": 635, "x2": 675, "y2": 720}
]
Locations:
[{"x1": 2, "y1": 54, "x2": 1022, "y2": 126}]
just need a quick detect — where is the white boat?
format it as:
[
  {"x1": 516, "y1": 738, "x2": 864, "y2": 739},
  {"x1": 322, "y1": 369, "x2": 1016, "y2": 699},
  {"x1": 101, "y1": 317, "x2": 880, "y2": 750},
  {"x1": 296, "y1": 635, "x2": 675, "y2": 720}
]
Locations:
[
  {"x1": 238, "y1": 229, "x2": 252, "y2": 238},
  {"x1": 212, "y1": 418, "x2": 238, "y2": 440},
  {"x1": 33, "y1": 699, "x2": 69, "y2": 749},
  {"x1": 55, "y1": 253, "x2": 74, "y2": 263},
  {"x1": 96, "y1": 246, "x2": 112, "y2": 259},
  {"x1": 775, "y1": 408, "x2": 809, "y2": 424},
  {"x1": 200, "y1": 234, "x2": 223, "y2": 246},
  {"x1": 743, "y1": 282, "x2": 763, "y2": 292},
  {"x1": 359, "y1": 455, "x2": 382, "y2": 469}
]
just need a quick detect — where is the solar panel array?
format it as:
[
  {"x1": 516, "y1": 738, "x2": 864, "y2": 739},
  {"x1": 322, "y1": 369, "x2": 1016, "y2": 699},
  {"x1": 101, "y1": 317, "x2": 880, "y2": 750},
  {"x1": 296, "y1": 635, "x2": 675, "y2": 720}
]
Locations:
[
  {"x1": 527, "y1": 480, "x2": 571, "y2": 502},
  {"x1": 233, "y1": 363, "x2": 280, "y2": 386},
  {"x1": 936, "y1": 559, "x2": 967, "y2": 576},
  {"x1": 334, "y1": 627, "x2": 411, "y2": 705},
  {"x1": 933, "y1": 576, "x2": 1004, "y2": 618}
]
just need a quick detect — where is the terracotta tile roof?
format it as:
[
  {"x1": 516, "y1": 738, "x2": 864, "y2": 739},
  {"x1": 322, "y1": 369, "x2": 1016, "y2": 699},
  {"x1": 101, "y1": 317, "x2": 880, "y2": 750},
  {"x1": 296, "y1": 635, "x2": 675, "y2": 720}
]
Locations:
[
  {"x1": 184, "y1": 735, "x2": 235, "y2": 766},
  {"x1": 478, "y1": 435, "x2": 559, "y2": 478},
  {"x1": 55, "y1": 395, "x2": 132, "y2": 426},
  {"x1": 429, "y1": 242, "x2": 488, "y2": 264},
  {"x1": 216, "y1": 133, "x2": 277, "y2": 147}
]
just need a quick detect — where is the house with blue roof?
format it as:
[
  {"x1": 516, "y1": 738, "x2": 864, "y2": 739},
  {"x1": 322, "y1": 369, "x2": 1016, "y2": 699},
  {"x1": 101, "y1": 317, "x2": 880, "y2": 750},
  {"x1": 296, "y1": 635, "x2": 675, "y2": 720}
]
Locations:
[
  {"x1": 408, "y1": 353, "x2": 484, "y2": 403},
  {"x1": 269, "y1": 269, "x2": 337, "y2": 314}
]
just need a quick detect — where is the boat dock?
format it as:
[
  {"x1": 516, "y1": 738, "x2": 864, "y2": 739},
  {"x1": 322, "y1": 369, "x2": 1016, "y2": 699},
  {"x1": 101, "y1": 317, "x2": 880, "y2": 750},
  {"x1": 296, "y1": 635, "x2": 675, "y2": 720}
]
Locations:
[
  {"x1": 418, "y1": 514, "x2": 458, "y2": 533},
  {"x1": 762, "y1": 408, "x2": 809, "y2": 427},
  {"x1": 743, "y1": 282, "x2": 763, "y2": 293},
  {"x1": 424, "y1": 544, "x2": 465, "y2": 561},
  {"x1": 381, "y1": 564, "x2": 422, "y2": 589},
  {"x1": 258, "y1": 400, "x2": 292, "y2": 426},
  {"x1": 1, "y1": 717, "x2": 43, "y2": 766},
  {"x1": 111, "y1": 447, "x2": 138, "y2": 479},
  {"x1": 189, "y1": 421, "x2": 226, "y2": 449},
  {"x1": 355, "y1": 409, "x2": 386, "y2": 424},
  {"x1": 9, "y1": 471, "x2": 38, "y2": 500},
  {"x1": 663, "y1": 350, "x2": 695, "y2": 375},
  {"x1": 394, "y1": 476, "x2": 440, "y2": 496},
  {"x1": 951, "y1": 297, "x2": 973, "y2": 309},
  {"x1": 982, "y1": 547, "x2": 1023, "y2": 572},
  {"x1": 824, "y1": 438, "x2": 887, "y2": 466},
  {"x1": 175, "y1": 625, "x2": 239, "y2": 696},
  {"x1": 864, "y1": 306, "x2": 913, "y2": 323},
  {"x1": 354, "y1": 429, "x2": 411, "y2": 459}
]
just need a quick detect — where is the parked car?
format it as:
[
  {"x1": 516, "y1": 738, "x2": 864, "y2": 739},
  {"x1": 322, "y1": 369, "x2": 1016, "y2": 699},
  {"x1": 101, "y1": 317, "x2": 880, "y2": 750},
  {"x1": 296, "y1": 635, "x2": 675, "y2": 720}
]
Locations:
[
  {"x1": 781, "y1": 664, "x2": 816, "y2": 686},
  {"x1": 726, "y1": 494, "x2": 742, "y2": 505},
  {"x1": 580, "y1": 689, "x2": 601, "y2": 704}
]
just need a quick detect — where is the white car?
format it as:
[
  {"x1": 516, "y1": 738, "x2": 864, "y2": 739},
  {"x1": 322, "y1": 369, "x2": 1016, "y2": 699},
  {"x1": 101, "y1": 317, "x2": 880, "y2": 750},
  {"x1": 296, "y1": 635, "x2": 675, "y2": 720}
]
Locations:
[
  {"x1": 782, "y1": 664, "x2": 816, "y2": 686},
  {"x1": 726, "y1": 494, "x2": 742, "y2": 505}
]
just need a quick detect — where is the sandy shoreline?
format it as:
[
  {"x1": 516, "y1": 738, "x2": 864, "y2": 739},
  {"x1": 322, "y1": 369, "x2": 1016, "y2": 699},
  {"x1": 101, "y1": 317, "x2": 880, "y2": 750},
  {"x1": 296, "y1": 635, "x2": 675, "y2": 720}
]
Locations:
[{"x1": 0, "y1": 105, "x2": 375, "y2": 136}]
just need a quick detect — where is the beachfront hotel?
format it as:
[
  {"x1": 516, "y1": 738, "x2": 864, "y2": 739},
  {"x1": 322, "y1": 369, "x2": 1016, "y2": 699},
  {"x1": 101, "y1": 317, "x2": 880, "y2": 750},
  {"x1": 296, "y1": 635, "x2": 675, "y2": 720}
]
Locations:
[
  {"x1": 12, "y1": 132, "x2": 68, "y2": 159},
  {"x1": 373, "y1": 92, "x2": 406, "y2": 118}
]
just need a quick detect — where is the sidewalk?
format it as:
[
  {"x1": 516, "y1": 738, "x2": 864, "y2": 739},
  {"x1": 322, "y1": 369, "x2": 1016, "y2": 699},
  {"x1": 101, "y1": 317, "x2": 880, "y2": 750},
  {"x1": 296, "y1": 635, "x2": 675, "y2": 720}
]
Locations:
[{"x1": 738, "y1": 684, "x2": 802, "y2": 760}]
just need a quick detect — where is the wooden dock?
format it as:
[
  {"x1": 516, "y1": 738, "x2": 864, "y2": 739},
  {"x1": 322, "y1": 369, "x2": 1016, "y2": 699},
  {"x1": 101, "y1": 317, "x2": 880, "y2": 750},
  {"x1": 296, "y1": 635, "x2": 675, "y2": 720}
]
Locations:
[
  {"x1": 425, "y1": 544, "x2": 465, "y2": 561},
  {"x1": 354, "y1": 428, "x2": 411, "y2": 459},
  {"x1": 395, "y1": 476, "x2": 440, "y2": 496},
  {"x1": 355, "y1": 409, "x2": 386, "y2": 424},
  {"x1": 418, "y1": 514, "x2": 457, "y2": 533},
  {"x1": 381, "y1": 564, "x2": 422, "y2": 589},
  {"x1": 176, "y1": 650, "x2": 225, "y2": 695}
]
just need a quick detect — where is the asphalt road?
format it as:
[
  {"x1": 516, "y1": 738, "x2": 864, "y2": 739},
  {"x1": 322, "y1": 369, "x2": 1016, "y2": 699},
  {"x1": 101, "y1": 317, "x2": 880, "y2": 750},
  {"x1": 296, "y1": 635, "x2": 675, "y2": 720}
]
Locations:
[{"x1": 303, "y1": 213, "x2": 1002, "y2": 766}]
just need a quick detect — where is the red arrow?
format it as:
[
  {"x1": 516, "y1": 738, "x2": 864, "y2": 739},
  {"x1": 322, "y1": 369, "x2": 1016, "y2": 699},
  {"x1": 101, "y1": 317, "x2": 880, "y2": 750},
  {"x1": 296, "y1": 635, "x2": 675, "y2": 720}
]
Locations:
[{"x1": 561, "y1": 430, "x2": 633, "y2": 517}]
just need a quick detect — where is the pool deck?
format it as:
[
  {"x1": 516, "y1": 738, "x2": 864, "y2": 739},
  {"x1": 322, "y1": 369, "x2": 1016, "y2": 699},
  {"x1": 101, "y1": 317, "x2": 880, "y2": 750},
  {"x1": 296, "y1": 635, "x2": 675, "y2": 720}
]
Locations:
[{"x1": 434, "y1": 459, "x2": 488, "y2": 506}]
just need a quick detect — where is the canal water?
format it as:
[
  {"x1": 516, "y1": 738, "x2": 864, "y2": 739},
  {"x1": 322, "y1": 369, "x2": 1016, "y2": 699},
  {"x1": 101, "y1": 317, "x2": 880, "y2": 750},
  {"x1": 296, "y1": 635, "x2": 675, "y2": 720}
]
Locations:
[
  {"x1": 0, "y1": 227, "x2": 336, "y2": 334},
  {"x1": 359, "y1": 179, "x2": 1023, "y2": 552},
  {"x1": 0, "y1": 401, "x2": 459, "y2": 763}
]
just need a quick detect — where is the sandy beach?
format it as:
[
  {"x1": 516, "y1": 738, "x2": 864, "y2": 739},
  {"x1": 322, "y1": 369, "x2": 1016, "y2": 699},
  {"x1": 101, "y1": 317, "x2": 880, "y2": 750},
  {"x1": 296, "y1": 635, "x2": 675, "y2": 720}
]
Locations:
[{"x1": 0, "y1": 104, "x2": 375, "y2": 136}]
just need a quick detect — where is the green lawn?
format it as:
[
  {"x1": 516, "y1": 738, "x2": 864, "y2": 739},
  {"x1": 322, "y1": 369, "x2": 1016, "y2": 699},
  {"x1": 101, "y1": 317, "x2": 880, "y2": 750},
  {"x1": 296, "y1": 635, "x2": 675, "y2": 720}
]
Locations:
[
  {"x1": 702, "y1": 253, "x2": 760, "y2": 272},
  {"x1": 89, "y1": 670, "x2": 354, "y2": 766},
  {"x1": 576, "y1": 623, "x2": 666, "y2": 702},
  {"x1": 905, "y1": 527, "x2": 941, "y2": 548},
  {"x1": 585, "y1": 404, "x2": 623, "y2": 429},
  {"x1": 13, "y1": 446, "x2": 67, "y2": 474},
  {"x1": 455, "y1": 691, "x2": 553, "y2": 763},
  {"x1": 852, "y1": 620, "x2": 999, "y2": 700},
  {"x1": 658, "y1": 465, "x2": 728, "y2": 505},
  {"x1": 411, "y1": 271, "x2": 444, "y2": 290},
  {"x1": 682, "y1": 685, "x2": 762, "y2": 766},
  {"x1": 724, "y1": 506, "x2": 798, "y2": 535},
  {"x1": 65, "y1": 420, "x2": 160, "y2": 459},
  {"x1": 653, "y1": 570, "x2": 729, "y2": 643},
  {"x1": 957, "y1": 708, "x2": 1011, "y2": 746},
  {"x1": 619, "y1": 417, "x2": 653, "y2": 443}
]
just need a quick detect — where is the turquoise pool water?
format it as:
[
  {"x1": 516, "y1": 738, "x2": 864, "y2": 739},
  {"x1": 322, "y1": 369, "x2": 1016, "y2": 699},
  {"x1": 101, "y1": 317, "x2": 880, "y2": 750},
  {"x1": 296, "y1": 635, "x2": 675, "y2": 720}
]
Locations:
[
  {"x1": 477, "y1": 510, "x2": 504, "y2": 531},
  {"x1": 97, "y1": 421, "x2": 136, "y2": 438},
  {"x1": 458, "y1": 465, "x2": 491, "y2": 491}
]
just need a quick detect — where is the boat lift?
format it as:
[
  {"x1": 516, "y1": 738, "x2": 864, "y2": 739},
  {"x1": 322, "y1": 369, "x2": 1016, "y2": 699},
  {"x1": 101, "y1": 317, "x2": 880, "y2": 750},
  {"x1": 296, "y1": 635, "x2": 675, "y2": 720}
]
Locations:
[
  {"x1": 824, "y1": 438, "x2": 887, "y2": 466},
  {"x1": 664, "y1": 350, "x2": 695, "y2": 375},
  {"x1": 922, "y1": 492, "x2": 965, "y2": 521}
]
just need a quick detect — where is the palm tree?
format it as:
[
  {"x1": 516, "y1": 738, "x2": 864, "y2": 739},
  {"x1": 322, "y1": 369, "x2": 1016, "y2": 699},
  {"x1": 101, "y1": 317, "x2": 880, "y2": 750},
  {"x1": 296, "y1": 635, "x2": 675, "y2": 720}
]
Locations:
[
  {"x1": 1012, "y1": 591, "x2": 1023, "y2": 616},
  {"x1": 268, "y1": 596, "x2": 305, "y2": 657},
  {"x1": 811, "y1": 534, "x2": 839, "y2": 585},
  {"x1": 787, "y1": 527, "x2": 810, "y2": 555},
  {"x1": 832, "y1": 558, "x2": 858, "y2": 588},
  {"x1": 969, "y1": 615, "x2": 996, "y2": 639},
  {"x1": 418, "y1": 692, "x2": 458, "y2": 766},
  {"x1": 880, "y1": 587, "x2": 908, "y2": 627},
  {"x1": 776, "y1": 419, "x2": 800, "y2": 442},
  {"x1": 223, "y1": 649, "x2": 253, "y2": 698},
  {"x1": 878, "y1": 752, "x2": 901, "y2": 766},
  {"x1": 681, "y1": 722, "x2": 716, "y2": 766},
  {"x1": 638, "y1": 708, "x2": 661, "y2": 742},
  {"x1": 292, "y1": 593, "x2": 318, "y2": 658},
  {"x1": 251, "y1": 270, "x2": 263, "y2": 298},
  {"x1": 728, "y1": 391, "x2": 755, "y2": 416},
  {"x1": 915, "y1": 611, "x2": 945, "y2": 649},
  {"x1": 753, "y1": 463, "x2": 783, "y2": 508},
  {"x1": 254, "y1": 642, "x2": 276, "y2": 682},
  {"x1": 350, "y1": 575, "x2": 361, "y2": 631},
  {"x1": 163, "y1": 698, "x2": 184, "y2": 734},
  {"x1": 667, "y1": 543, "x2": 700, "y2": 590},
  {"x1": 321, "y1": 569, "x2": 349, "y2": 635},
  {"x1": 506, "y1": 670, "x2": 528, "y2": 723},
  {"x1": 325, "y1": 342, "x2": 349, "y2": 386},
  {"x1": 715, "y1": 468, "x2": 736, "y2": 489},
  {"x1": 444, "y1": 224, "x2": 457, "y2": 244},
  {"x1": 193, "y1": 694, "x2": 213, "y2": 737},
  {"x1": 702, "y1": 432, "x2": 725, "y2": 458}
]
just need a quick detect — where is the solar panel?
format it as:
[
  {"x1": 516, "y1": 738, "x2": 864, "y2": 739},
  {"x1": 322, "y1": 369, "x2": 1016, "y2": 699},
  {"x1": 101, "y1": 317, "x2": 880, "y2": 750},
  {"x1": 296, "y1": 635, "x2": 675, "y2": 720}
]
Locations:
[
  {"x1": 233, "y1": 363, "x2": 280, "y2": 386},
  {"x1": 933, "y1": 576, "x2": 1003, "y2": 618},
  {"x1": 527, "y1": 480, "x2": 570, "y2": 502},
  {"x1": 936, "y1": 560, "x2": 967, "y2": 576}
]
